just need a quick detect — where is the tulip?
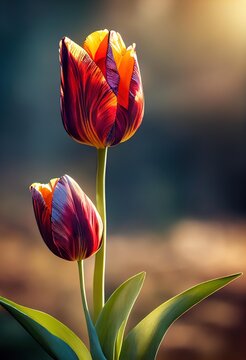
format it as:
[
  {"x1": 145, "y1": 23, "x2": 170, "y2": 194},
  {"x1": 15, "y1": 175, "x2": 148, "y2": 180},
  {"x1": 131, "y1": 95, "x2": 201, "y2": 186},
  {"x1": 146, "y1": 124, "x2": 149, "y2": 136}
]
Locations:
[
  {"x1": 60, "y1": 29, "x2": 144, "y2": 148},
  {"x1": 30, "y1": 175, "x2": 103, "y2": 261}
]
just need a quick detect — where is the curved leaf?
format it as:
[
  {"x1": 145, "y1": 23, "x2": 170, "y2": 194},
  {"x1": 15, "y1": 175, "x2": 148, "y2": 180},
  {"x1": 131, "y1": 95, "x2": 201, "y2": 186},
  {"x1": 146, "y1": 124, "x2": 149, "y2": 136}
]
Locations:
[
  {"x1": 0, "y1": 296, "x2": 92, "y2": 360},
  {"x1": 96, "y1": 272, "x2": 145, "y2": 360},
  {"x1": 120, "y1": 273, "x2": 242, "y2": 360}
]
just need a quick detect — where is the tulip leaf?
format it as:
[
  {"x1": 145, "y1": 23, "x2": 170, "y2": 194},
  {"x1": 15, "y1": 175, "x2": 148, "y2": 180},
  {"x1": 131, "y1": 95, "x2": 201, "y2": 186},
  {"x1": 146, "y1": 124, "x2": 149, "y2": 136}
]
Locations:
[
  {"x1": 96, "y1": 272, "x2": 145, "y2": 360},
  {"x1": 120, "y1": 273, "x2": 242, "y2": 360},
  {"x1": 0, "y1": 296, "x2": 92, "y2": 360}
]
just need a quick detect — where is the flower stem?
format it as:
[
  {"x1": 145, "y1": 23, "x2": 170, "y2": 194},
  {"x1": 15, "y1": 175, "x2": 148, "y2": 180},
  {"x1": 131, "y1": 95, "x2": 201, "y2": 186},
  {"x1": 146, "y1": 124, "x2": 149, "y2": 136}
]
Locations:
[
  {"x1": 77, "y1": 260, "x2": 106, "y2": 360},
  {"x1": 93, "y1": 147, "x2": 108, "y2": 322},
  {"x1": 77, "y1": 260, "x2": 91, "y2": 330}
]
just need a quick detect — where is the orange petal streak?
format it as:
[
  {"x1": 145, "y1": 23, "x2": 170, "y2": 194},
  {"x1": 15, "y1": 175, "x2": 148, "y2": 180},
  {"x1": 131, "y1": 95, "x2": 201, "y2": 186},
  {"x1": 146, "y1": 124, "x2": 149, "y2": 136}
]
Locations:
[
  {"x1": 108, "y1": 31, "x2": 135, "y2": 109},
  {"x1": 110, "y1": 56, "x2": 144, "y2": 145},
  {"x1": 117, "y1": 45, "x2": 135, "y2": 109},
  {"x1": 83, "y1": 29, "x2": 109, "y2": 60},
  {"x1": 109, "y1": 31, "x2": 126, "y2": 69},
  {"x1": 31, "y1": 178, "x2": 58, "y2": 213},
  {"x1": 93, "y1": 33, "x2": 110, "y2": 77}
]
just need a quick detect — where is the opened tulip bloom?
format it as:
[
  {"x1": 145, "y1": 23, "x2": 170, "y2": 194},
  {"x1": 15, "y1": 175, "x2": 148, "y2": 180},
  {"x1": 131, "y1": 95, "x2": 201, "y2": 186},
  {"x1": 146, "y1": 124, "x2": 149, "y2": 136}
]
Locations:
[
  {"x1": 60, "y1": 29, "x2": 144, "y2": 148},
  {"x1": 30, "y1": 175, "x2": 103, "y2": 261}
]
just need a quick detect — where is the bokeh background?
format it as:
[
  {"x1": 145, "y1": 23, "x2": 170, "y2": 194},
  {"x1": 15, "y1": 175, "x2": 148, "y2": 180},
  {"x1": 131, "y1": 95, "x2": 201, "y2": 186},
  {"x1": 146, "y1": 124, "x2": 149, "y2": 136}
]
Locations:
[{"x1": 0, "y1": 0, "x2": 246, "y2": 359}]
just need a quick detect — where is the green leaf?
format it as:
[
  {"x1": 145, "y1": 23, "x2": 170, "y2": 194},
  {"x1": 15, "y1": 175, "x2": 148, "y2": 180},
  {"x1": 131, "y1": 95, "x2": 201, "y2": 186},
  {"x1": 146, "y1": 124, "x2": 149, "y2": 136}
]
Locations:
[
  {"x1": 120, "y1": 273, "x2": 242, "y2": 360},
  {"x1": 0, "y1": 296, "x2": 92, "y2": 360},
  {"x1": 96, "y1": 272, "x2": 145, "y2": 360}
]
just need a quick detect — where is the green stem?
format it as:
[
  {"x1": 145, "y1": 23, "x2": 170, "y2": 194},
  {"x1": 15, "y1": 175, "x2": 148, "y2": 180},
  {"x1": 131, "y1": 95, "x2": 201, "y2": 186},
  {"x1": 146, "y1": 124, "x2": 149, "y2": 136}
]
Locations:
[
  {"x1": 77, "y1": 260, "x2": 91, "y2": 331},
  {"x1": 77, "y1": 260, "x2": 106, "y2": 360},
  {"x1": 93, "y1": 147, "x2": 108, "y2": 322}
]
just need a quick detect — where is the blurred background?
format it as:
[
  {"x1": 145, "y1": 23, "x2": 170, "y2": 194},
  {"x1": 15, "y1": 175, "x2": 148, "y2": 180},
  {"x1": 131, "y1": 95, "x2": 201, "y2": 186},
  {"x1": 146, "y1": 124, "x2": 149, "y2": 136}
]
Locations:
[{"x1": 0, "y1": 0, "x2": 246, "y2": 359}]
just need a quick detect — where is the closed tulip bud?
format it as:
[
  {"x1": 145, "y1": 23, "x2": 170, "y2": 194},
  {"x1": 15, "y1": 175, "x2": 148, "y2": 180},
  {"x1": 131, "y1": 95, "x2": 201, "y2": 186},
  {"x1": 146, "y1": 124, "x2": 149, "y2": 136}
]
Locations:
[
  {"x1": 30, "y1": 175, "x2": 103, "y2": 261},
  {"x1": 60, "y1": 29, "x2": 144, "y2": 148}
]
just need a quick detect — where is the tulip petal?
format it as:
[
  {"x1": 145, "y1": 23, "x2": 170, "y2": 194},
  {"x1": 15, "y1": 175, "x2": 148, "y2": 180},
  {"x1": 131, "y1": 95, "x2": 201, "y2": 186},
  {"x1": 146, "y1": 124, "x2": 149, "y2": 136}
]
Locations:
[
  {"x1": 104, "y1": 34, "x2": 120, "y2": 96},
  {"x1": 51, "y1": 175, "x2": 103, "y2": 261},
  {"x1": 84, "y1": 30, "x2": 109, "y2": 80},
  {"x1": 108, "y1": 31, "x2": 137, "y2": 110},
  {"x1": 109, "y1": 57, "x2": 144, "y2": 145},
  {"x1": 108, "y1": 31, "x2": 126, "y2": 70},
  {"x1": 117, "y1": 45, "x2": 135, "y2": 109},
  {"x1": 83, "y1": 29, "x2": 109, "y2": 60},
  {"x1": 30, "y1": 186, "x2": 60, "y2": 257},
  {"x1": 31, "y1": 179, "x2": 58, "y2": 212},
  {"x1": 84, "y1": 30, "x2": 121, "y2": 96},
  {"x1": 60, "y1": 37, "x2": 117, "y2": 148}
]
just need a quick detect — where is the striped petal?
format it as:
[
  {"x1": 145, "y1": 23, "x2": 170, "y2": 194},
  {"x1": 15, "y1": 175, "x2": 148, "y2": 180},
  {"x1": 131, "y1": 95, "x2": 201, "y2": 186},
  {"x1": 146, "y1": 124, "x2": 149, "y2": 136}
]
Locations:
[
  {"x1": 60, "y1": 37, "x2": 117, "y2": 148},
  {"x1": 83, "y1": 29, "x2": 109, "y2": 60},
  {"x1": 109, "y1": 31, "x2": 136, "y2": 110},
  {"x1": 30, "y1": 183, "x2": 61, "y2": 257},
  {"x1": 109, "y1": 57, "x2": 144, "y2": 145},
  {"x1": 84, "y1": 30, "x2": 120, "y2": 96},
  {"x1": 104, "y1": 34, "x2": 120, "y2": 96},
  {"x1": 51, "y1": 175, "x2": 103, "y2": 261}
]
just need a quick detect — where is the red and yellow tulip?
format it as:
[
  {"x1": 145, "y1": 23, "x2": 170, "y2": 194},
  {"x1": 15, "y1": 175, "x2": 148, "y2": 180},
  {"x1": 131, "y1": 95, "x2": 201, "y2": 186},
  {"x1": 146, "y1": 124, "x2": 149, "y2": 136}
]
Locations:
[
  {"x1": 60, "y1": 30, "x2": 144, "y2": 148},
  {"x1": 30, "y1": 175, "x2": 103, "y2": 261}
]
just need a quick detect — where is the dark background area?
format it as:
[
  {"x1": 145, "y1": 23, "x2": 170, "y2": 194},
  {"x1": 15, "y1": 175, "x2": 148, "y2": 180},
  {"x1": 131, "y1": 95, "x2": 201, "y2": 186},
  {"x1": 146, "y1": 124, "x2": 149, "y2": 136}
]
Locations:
[{"x1": 0, "y1": 0, "x2": 246, "y2": 359}]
